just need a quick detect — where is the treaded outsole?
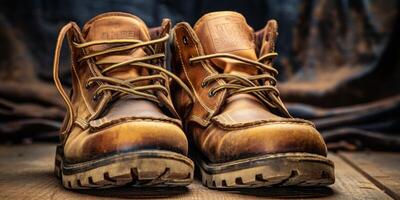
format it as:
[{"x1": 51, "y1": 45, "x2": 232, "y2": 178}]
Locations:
[
  {"x1": 55, "y1": 150, "x2": 194, "y2": 189},
  {"x1": 199, "y1": 153, "x2": 335, "y2": 188}
]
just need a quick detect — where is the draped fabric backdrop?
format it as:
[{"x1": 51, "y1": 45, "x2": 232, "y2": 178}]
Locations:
[{"x1": 0, "y1": 0, "x2": 399, "y2": 150}]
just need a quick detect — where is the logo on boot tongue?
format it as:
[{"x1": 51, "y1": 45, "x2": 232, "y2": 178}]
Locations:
[
  {"x1": 207, "y1": 16, "x2": 253, "y2": 52},
  {"x1": 101, "y1": 30, "x2": 139, "y2": 40}
]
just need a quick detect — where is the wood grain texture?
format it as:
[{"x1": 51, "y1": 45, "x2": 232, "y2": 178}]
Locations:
[
  {"x1": 339, "y1": 151, "x2": 400, "y2": 200},
  {"x1": 0, "y1": 144, "x2": 393, "y2": 199}
]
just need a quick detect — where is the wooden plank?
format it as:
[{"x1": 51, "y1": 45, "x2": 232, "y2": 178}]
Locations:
[
  {"x1": 339, "y1": 151, "x2": 400, "y2": 200},
  {"x1": 0, "y1": 144, "x2": 393, "y2": 200},
  {"x1": 323, "y1": 153, "x2": 393, "y2": 200}
]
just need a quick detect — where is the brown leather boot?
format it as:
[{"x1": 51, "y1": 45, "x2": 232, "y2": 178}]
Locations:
[
  {"x1": 171, "y1": 11, "x2": 334, "y2": 188},
  {"x1": 52, "y1": 12, "x2": 194, "y2": 189}
]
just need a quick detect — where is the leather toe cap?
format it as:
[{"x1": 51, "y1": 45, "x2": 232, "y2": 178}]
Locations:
[
  {"x1": 64, "y1": 121, "x2": 188, "y2": 163},
  {"x1": 201, "y1": 122, "x2": 327, "y2": 163}
]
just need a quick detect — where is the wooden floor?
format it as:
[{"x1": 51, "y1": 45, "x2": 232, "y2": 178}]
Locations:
[{"x1": 0, "y1": 144, "x2": 399, "y2": 200}]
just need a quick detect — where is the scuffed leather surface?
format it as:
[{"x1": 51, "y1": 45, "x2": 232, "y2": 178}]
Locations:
[
  {"x1": 0, "y1": 0, "x2": 399, "y2": 152},
  {"x1": 64, "y1": 120, "x2": 188, "y2": 163},
  {"x1": 172, "y1": 23, "x2": 226, "y2": 125},
  {"x1": 57, "y1": 13, "x2": 189, "y2": 162},
  {"x1": 172, "y1": 11, "x2": 329, "y2": 163},
  {"x1": 196, "y1": 123, "x2": 326, "y2": 163}
]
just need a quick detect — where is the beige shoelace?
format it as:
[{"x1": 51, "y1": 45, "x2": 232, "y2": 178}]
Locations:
[
  {"x1": 53, "y1": 23, "x2": 194, "y2": 134},
  {"x1": 189, "y1": 53, "x2": 291, "y2": 117}
]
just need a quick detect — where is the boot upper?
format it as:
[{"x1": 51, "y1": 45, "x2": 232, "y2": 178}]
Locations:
[
  {"x1": 171, "y1": 11, "x2": 327, "y2": 163},
  {"x1": 53, "y1": 12, "x2": 191, "y2": 163}
]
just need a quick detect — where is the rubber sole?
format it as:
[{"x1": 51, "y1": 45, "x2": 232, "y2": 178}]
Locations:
[
  {"x1": 198, "y1": 153, "x2": 335, "y2": 188},
  {"x1": 54, "y1": 147, "x2": 194, "y2": 189}
]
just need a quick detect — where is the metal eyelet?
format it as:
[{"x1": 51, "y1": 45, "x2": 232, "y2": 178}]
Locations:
[
  {"x1": 182, "y1": 36, "x2": 189, "y2": 45},
  {"x1": 188, "y1": 55, "x2": 194, "y2": 65},
  {"x1": 208, "y1": 90, "x2": 216, "y2": 97},
  {"x1": 201, "y1": 81, "x2": 207, "y2": 88},
  {"x1": 72, "y1": 37, "x2": 80, "y2": 47},
  {"x1": 85, "y1": 82, "x2": 91, "y2": 89},
  {"x1": 92, "y1": 93, "x2": 102, "y2": 101}
]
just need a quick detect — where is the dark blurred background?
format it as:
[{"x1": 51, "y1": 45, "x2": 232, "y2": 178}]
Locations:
[{"x1": 0, "y1": 0, "x2": 399, "y2": 151}]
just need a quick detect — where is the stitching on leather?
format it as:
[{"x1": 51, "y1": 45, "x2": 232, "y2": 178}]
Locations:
[
  {"x1": 190, "y1": 38, "x2": 226, "y2": 112},
  {"x1": 202, "y1": 152, "x2": 332, "y2": 167},
  {"x1": 89, "y1": 116, "x2": 182, "y2": 131},
  {"x1": 174, "y1": 26, "x2": 213, "y2": 113},
  {"x1": 177, "y1": 24, "x2": 226, "y2": 110},
  {"x1": 175, "y1": 27, "x2": 210, "y2": 111},
  {"x1": 212, "y1": 117, "x2": 316, "y2": 130},
  {"x1": 190, "y1": 33, "x2": 227, "y2": 113},
  {"x1": 174, "y1": 24, "x2": 227, "y2": 122},
  {"x1": 68, "y1": 25, "x2": 95, "y2": 115}
]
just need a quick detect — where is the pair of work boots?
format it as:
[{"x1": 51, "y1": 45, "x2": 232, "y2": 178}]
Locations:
[{"x1": 53, "y1": 11, "x2": 334, "y2": 189}]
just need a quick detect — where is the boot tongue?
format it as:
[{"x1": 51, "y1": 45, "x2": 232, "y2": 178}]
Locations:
[
  {"x1": 82, "y1": 13, "x2": 151, "y2": 79},
  {"x1": 194, "y1": 12, "x2": 277, "y2": 117},
  {"x1": 194, "y1": 11, "x2": 258, "y2": 76}
]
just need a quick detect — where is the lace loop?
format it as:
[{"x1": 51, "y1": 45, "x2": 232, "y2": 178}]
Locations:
[
  {"x1": 53, "y1": 23, "x2": 75, "y2": 134},
  {"x1": 53, "y1": 26, "x2": 195, "y2": 130},
  {"x1": 190, "y1": 53, "x2": 279, "y2": 76},
  {"x1": 189, "y1": 52, "x2": 291, "y2": 117},
  {"x1": 77, "y1": 33, "x2": 194, "y2": 119}
]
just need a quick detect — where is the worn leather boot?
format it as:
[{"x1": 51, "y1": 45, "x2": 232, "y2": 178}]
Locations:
[
  {"x1": 171, "y1": 11, "x2": 335, "y2": 188},
  {"x1": 52, "y1": 12, "x2": 194, "y2": 189}
]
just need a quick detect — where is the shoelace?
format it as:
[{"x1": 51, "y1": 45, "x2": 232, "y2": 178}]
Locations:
[
  {"x1": 53, "y1": 23, "x2": 194, "y2": 134},
  {"x1": 189, "y1": 52, "x2": 291, "y2": 117}
]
